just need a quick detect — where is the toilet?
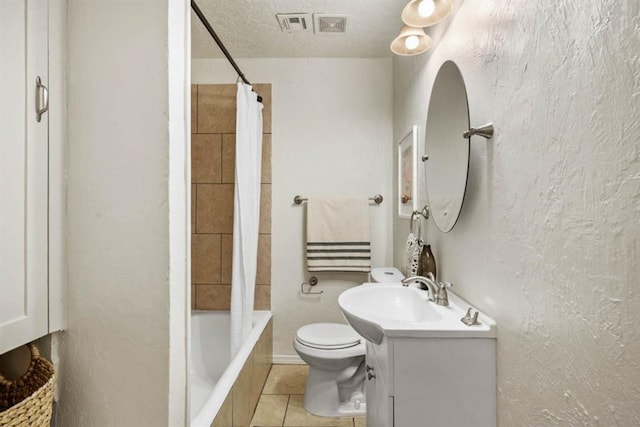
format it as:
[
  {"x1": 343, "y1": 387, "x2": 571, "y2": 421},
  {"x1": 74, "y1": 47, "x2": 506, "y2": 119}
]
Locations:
[{"x1": 293, "y1": 267, "x2": 405, "y2": 417}]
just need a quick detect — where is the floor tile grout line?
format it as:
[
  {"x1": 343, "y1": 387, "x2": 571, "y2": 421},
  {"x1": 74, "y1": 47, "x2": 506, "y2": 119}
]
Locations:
[{"x1": 282, "y1": 394, "x2": 291, "y2": 427}]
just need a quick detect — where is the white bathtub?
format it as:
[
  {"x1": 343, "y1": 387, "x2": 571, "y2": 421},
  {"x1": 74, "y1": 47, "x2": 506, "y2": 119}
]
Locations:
[{"x1": 190, "y1": 310, "x2": 272, "y2": 426}]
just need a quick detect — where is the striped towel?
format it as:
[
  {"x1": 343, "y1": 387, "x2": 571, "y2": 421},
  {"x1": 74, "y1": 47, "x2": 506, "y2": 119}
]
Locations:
[{"x1": 306, "y1": 198, "x2": 371, "y2": 273}]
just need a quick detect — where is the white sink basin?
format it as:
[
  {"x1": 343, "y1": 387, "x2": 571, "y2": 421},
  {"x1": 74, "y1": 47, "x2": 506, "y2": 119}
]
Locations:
[{"x1": 338, "y1": 283, "x2": 496, "y2": 344}]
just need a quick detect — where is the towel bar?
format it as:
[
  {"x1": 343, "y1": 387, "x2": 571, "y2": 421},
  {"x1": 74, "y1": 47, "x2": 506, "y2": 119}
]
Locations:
[{"x1": 293, "y1": 194, "x2": 383, "y2": 205}]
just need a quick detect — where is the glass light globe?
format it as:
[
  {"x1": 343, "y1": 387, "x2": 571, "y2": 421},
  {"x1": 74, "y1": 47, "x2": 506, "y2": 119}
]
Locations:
[
  {"x1": 418, "y1": 0, "x2": 436, "y2": 17},
  {"x1": 404, "y1": 35, "x2": 420, "y2": 50}
]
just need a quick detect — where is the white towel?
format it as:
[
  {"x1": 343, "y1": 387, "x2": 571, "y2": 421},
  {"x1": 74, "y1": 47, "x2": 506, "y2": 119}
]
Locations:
[{"x1": 306, "y1": 198, "x2": 371, "y2": 273}]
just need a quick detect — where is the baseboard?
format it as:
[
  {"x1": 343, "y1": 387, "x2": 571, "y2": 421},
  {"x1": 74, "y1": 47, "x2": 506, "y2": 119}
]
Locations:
[{"x1": 272, "y1": 354, "x2": 305, "y2": 364}]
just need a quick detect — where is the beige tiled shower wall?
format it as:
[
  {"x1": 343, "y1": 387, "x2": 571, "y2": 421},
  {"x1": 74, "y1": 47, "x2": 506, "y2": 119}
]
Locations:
[{"x1": 191, "y1": 84, "x2": 272, "y2": 311}]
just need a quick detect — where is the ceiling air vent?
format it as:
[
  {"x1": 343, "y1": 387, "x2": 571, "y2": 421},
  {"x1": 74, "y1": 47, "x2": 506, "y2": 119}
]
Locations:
[
  {"x1": 314, "y1": 14, "x2": 349, "y2": 35},
  {"x1": 276, "y1": 13, "x2": 312, "y2": 32}
]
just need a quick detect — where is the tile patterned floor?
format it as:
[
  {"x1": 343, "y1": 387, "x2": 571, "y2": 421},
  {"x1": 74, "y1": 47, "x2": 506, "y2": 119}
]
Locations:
[{"x1": 250, "y1": 364, "x2": 366, "y2": 427}]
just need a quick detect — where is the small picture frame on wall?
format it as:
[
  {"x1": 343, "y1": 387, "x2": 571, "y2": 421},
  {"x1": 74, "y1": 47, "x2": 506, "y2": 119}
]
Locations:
[{"x1": 398, "y1": 125, "x2": 418, "y2": 219}]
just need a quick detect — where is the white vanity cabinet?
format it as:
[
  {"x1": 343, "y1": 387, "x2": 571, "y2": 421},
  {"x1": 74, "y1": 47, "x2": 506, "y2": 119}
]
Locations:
[
  {"x1": 0, "y1": 0, "x2": 51, "y2": 355},
  {"x1": 365, "y1": 336, "x2": 497, "y2": 427}
]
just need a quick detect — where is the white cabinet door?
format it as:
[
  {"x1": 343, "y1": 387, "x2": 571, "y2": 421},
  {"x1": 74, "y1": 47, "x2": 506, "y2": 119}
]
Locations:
[
  {"x1": 367, "y1": 374, "x2": 394, "y2": 427},
  {"x1": 366, "y1": 345, "x2": 394, "y2": 427},
  {"x1": 365, "y1": 357, "x2": 378, "y2": 424},
  {"x1": 0, "y1": 0, "x2": 49, "y2": 355}
]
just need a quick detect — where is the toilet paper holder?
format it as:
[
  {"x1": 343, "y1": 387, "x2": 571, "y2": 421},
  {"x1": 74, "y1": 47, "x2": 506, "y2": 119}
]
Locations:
[{"x1": 300, "y1": 276, "x2": 323, "y2": 295}]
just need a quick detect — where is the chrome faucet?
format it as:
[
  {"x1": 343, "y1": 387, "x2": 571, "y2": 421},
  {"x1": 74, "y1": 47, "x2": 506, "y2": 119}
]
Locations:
[{"x1": 401, "y1": 273, "x2": 452, "y2": 306}]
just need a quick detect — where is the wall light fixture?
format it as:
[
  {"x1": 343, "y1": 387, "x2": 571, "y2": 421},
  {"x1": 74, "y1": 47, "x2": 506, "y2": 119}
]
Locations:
[
  {"x1": 402, "y1": 0, "x2": 452, "y2": 27},
  {"x1": 390, "y1": 25, "x2": 433, "y2": 56},
  {"x1": 391, "y1": 0, "x2": 452, "y2": 56}
]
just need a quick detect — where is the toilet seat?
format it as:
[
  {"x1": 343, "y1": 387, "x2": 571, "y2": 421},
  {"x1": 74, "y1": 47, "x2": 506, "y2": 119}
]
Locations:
[{"x1": 295, "y1": 323, "x2": 361, "y2": 350}]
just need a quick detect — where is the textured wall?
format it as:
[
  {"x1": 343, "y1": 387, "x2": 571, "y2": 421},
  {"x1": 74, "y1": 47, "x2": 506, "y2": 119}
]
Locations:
[
  {"x1": 193, "y1": 58, "x2": 394, "y2": 361},
  {"x1": 57, "y1": 0, "x2": 175, "y2": 425},
  {"x1": 393, "y1": 0, "x2": 640, "y2": 425}
]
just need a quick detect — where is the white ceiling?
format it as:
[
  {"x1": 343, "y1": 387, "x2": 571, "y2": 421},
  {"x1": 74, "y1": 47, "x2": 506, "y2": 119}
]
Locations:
[{"x1": 191, "y1": 0, "x2": 411, "y2": 58}]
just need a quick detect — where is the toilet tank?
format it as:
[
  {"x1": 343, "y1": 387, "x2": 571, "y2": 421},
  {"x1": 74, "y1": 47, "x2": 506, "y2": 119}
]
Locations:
[{"x1": 370, "y1": 267, "x2": 405, "y2": 283}]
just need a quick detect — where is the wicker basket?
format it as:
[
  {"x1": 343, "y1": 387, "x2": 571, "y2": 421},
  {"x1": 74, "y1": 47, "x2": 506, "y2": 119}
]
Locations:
[{"x1": 0, "y1": 343, "x2": 56, "y2": 427}]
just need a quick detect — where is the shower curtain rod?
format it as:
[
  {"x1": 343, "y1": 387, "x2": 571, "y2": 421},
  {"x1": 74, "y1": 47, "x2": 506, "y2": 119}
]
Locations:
[{"x1": 191, "y1": 0, "x2": 263, "y2": 103}]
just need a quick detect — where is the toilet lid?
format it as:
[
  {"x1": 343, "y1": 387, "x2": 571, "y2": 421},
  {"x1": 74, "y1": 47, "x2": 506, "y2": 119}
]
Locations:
[{"x1": 296, "y1": 323, "x2": 361, "y2": 349}]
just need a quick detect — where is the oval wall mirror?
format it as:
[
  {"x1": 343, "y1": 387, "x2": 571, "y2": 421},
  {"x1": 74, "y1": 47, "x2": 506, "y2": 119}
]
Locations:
[{"x1": 424, "y1": 60, "x2": 470, "y2": 232}]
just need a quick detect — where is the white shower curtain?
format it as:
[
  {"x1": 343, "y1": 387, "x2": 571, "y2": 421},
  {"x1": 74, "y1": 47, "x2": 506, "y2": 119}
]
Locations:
[{"x1": 230, "y1": 82, "x2": 263, "y2": 356}]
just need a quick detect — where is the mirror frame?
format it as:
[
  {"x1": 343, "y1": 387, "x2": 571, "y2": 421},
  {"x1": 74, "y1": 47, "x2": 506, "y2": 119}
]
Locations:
[{"x1": 424, "y1": 60, "x2": 470, "y2": 232}]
